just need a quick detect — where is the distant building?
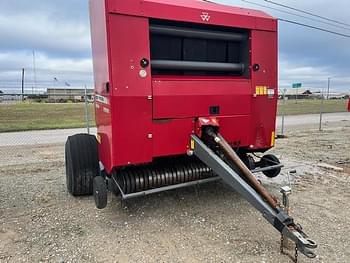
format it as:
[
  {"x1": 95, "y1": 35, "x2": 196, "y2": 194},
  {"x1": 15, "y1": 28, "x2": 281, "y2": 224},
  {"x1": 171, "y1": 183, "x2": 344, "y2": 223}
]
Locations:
[
  {"x1": 327, "y1": 92, "x2": 348, "y2": 99},
  {"x1": 279, "y1": 88, "x2": 313, "y2": 99},
  {"x1": 279, "y1": 88, "x2": 348, "y2": 100},
  {"x1": 310, "y1": 91, "x2": 348, "y2": 99},
  {"x1": 46, "y1": 88, "x2": 94, "y2": 101}
]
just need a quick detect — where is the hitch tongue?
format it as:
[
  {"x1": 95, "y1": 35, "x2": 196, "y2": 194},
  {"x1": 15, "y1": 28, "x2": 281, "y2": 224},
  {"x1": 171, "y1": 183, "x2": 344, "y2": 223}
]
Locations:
[
  {"x1": 191, "y1": 129, "x2": 317, "y2": 261},
  {"x1": 207, "y1": 129, "x2": 318, "y2": 259}
]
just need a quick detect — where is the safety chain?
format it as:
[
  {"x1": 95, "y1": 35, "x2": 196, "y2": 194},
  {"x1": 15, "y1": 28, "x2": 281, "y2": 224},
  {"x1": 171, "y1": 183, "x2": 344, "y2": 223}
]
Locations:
[
  {"x1": 294, "y1": 245, "x2": 298, "y2": 263},
  {"x1": 280, "y1": 234, "x2": 284, "y2": 254}
]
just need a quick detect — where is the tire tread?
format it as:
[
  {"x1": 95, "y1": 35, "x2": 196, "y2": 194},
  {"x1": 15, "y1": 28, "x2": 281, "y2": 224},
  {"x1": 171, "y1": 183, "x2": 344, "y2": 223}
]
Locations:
[{"x1": 65, "y1": 134, "x2": 99, "y2": 196}]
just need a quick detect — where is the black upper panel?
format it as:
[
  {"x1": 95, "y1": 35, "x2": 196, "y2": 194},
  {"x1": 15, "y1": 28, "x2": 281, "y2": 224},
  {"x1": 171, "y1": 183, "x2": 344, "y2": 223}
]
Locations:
[{"x1": 149, "y1": 19, "x2": 250, "y2": 77}]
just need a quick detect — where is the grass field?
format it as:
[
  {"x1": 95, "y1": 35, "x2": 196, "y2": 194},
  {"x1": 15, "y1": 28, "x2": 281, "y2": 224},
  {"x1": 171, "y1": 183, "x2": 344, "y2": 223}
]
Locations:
[
  {"x1": 277, "y1": 99, "x2": 348, "y2": 115},
  {"x1": 0, "y1": 99, "x2": 348, "y2": 132},
  {"x1": 0, "y1": 103, "x2": 95, "y2": 133}
]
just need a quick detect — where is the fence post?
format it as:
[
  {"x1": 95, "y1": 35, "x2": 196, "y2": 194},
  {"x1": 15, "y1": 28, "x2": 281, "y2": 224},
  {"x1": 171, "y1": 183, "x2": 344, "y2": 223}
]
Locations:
[
  {"x1": 281, "y1": 88, "x2": 287, "y2": 135},
  {"x1": 326, "y1": 77, "x2": 331, "y2": 100},
  {"x1": 21, "y1": 68, "x2": 25, "y2": 102},
  {"x1": 319, "y1": 88, "x2": 324, "y2": 131},
  {"x1": 84, "y1": 85, "x2": 90, "y2": 134}
]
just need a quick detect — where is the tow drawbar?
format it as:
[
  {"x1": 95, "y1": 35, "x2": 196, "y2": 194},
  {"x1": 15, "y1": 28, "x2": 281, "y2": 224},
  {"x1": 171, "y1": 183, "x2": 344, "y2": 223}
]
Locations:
[{"x1": 189, "y1": 127, "x2": 317, "y2": 262}]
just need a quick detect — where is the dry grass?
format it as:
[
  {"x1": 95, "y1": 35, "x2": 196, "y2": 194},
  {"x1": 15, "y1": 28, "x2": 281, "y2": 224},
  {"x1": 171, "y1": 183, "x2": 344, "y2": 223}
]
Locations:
[
  {"x1": 277, "y1": 99, "x2": 347, "y2": 115},
  {"x1": 0, "y1": 99, "x2": 347, "y2": 132},
  {"x1": 0, "y1": 102, "x2": 94, "y2": 132}
]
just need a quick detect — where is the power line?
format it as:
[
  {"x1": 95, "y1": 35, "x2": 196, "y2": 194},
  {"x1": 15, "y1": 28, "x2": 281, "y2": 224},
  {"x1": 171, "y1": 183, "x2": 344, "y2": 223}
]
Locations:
[
  {"x1": 263, "y1": 0, "x2": 350, "y2": 27},
  {"x1": 205, "y1": 0, "x2": 350, "y2": 37},
  {"x1": 241, "y1": 0, "x2": 350, "y2": 31},
  {"x1": 238, "y1": 0, "x2": 350, "y2": 38},
  {"x1": 278, "y1": 18, "x2": 350, "y2": 38}
]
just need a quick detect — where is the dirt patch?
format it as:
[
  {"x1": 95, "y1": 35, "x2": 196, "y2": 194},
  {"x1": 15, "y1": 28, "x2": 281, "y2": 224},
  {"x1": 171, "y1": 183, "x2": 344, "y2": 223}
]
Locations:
[{"x1": 0, "y1": 125, "x2": 349, "y2": 262}]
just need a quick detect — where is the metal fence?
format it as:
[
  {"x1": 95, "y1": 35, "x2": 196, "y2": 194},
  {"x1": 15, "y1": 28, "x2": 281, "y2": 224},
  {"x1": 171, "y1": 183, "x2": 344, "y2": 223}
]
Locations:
[
  {"x1": 0, "y1": 91, "x2": 96, "y2": 165},
  {"x1": 0, "y1": 90, "x2": 348, "y2": 167},
  {"x1": 278, "y1": 91, "x2": 348, "y2": 134}
]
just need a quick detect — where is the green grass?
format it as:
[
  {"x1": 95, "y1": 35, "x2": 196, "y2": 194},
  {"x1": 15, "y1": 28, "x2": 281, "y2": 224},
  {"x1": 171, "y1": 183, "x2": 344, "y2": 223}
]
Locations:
[
  {"x1": 0, "y1": 102, "x2": 95, "y2": 133},
  {"x1": 0, "y1": 99, "x2": 348, "y2": 133},
  {"x1": 277, "y1": 99, "x2": 348, "y2": 116}
]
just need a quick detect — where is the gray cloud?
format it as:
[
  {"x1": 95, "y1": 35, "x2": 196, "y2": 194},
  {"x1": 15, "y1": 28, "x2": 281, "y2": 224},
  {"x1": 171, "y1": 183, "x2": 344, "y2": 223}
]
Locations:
[
  {"x1": 0, "y1": 0, "x2": 349, "y2": 93},
  {"x1": 220, "y1": 0, "x2": 350, "y2": 91},
  {"x1": 0, "y1": 2, "x2": 91, "y2": 57},
  {"x1": 0, "y1": 0, "x2": 92, "y2": 92}
]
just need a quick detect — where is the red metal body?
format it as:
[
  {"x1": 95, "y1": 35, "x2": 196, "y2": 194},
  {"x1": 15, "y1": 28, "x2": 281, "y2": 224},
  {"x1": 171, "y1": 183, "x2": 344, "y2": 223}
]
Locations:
[{"x1": 89, "y1": 0, "x2": 278, "y2": 174}]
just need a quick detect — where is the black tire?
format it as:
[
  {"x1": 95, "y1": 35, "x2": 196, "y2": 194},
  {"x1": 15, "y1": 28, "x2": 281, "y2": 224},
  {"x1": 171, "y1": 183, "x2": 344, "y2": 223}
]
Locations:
[
  {"x1": 240, "y1": 154, "x2": 256, "y2": 170},
  {"x1": 65, "y1": 134, "x2": 99, "y2": 196},
  {"x1": 93, "y1": 176, "x2": 107, "y2": 209},
  {"x1": 261, "y1": 154, "x2": 281, "y2": 178}
]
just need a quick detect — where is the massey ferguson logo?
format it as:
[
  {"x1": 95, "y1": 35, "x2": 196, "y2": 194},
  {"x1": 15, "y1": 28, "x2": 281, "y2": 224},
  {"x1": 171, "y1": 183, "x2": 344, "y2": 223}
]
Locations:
[{"x1": 201, "y1": 12, "x2": 211, "y2": 22}]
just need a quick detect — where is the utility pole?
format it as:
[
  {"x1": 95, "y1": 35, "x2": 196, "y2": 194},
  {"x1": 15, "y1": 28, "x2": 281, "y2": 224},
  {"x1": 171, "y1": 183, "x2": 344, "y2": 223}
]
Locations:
[
  {"x1": 21, "y1": 68, "x2": 25, "y2": 101},
  {"x1": 326, "y1": 77, "x2": 331, "y2": 100},
  {"x1": 32, "y1": 50, "x2": 37, "y2": 94},
  {"x1": 53, "y1": 77, "x2": 58, "y2": 103}
]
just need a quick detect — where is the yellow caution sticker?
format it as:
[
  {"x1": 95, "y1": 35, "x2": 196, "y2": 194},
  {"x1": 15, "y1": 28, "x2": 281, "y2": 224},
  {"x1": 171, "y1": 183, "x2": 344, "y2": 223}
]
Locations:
[
  {"x1": 260, "y1": 86, "x2": 264, "y2": 95},
  {"x1": 190, "y1": 139, "x2": 195, "y2": 150},
  {"x1": 255, "y1": 86, "x2": 269, "y2": 96},
  {"x1": 255, "y1": 86, "x2": 260, "y2": 95},
  {"x1": 271, "y1": 131, "x2": 275, "y2": 146}
]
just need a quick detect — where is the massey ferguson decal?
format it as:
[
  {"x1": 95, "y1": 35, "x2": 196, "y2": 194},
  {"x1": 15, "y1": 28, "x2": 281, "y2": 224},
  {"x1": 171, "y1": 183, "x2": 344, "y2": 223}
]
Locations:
[{"x1": 200, "y1": 12, "x2": 211, "y2": 22}]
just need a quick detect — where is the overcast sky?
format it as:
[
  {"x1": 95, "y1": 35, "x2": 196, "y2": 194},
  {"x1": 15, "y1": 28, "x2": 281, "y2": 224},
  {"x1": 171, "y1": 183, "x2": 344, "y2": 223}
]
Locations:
[{"x1": 0, "y1": 0, "x2": 349, "y2": 93}]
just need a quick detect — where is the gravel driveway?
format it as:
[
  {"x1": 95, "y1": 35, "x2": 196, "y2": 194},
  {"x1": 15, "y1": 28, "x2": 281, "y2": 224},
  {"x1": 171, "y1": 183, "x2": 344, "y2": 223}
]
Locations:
[{"x1": 0, "y1": 120, "x2": 349, "y2": 263}]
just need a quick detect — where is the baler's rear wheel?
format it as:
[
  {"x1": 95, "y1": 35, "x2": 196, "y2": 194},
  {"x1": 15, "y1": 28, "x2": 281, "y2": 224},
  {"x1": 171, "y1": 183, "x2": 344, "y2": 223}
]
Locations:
[
  {"x1": 260, "y1": 154, "x2": 281, "y2": 178},
  {"x1": 93, "y1": 176, "x2": 107, "y2": 209},
  {"x1": 65, "y1": 134, "x2": 99, "y2": 196}
]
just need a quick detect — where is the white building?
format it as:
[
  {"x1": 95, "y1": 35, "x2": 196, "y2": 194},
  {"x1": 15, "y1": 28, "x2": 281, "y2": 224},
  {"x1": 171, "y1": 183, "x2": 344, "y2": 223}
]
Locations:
[{"x1": 46, "y1": 88, "x2": 94, "y2": 101}]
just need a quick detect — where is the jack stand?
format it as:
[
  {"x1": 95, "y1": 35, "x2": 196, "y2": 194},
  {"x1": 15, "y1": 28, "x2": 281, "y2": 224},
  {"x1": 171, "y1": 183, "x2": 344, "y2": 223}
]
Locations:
[{"x1": 281, "y1": 186, "x2": 291, "y2": 214}]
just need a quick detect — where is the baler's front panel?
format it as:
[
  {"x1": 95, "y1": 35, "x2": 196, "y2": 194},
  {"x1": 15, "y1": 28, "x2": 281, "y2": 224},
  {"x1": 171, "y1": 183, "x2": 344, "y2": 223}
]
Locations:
[
  {"x1": 98, "y1": 0, "x2": 278, "y2": 170},
  {"x1": 149, "y1": 19, "x2": 254, "y2": 157}
]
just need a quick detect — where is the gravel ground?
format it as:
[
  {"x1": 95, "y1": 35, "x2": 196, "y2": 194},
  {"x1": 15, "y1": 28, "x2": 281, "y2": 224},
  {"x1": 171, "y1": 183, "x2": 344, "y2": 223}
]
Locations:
[{"x1": 0, "y1": 121, "x2": 349, "y2": 263}]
